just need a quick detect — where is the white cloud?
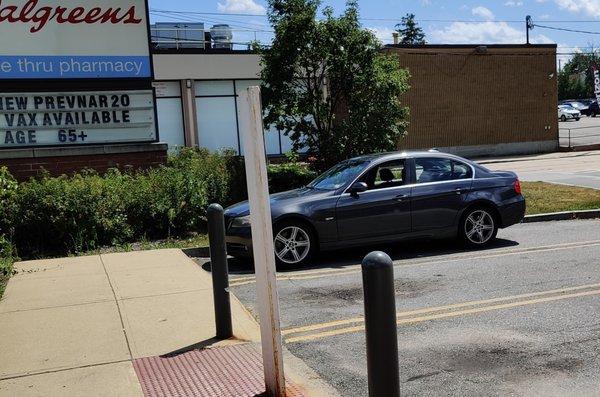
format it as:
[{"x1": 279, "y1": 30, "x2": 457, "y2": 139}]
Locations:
[
  {"x1": 504, "y1": 1, "x2": 523, "y2": 6},
  {"x1": 217, "y1": 0, "x2": 266, "y2": 15},
  {"x1": 539, "y1": 13, "x2": 551, "y2": 19},
  {"x1": 430, "y1": 21, "x2": 553, "y2": 44},
  {"x1": 367, "y1": 27, "x2": 396, "y2": 44},
  {"x1": 555, "y1": 0, "x2": 600, "y2": 18},
  {"x1": 472, "y1": 6, "x2": 495, "y2": 21},
  {"x1": 557, "y1": 43, "x2": 580, "y2": 69}
]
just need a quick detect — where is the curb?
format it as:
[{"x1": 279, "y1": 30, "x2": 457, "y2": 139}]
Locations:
[
  {"x1": 559, "y1": 144, "x2": 600, "y2": 152},
  {"x1": 182, "y1": 246, "x2": 210, "y2": 257},
  {"x1": 523, "y1": 209, "x2": 600, "y2": 223}
]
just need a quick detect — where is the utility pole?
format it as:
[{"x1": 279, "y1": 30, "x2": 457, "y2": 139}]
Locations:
[
  {"x1": 526, "y1": 15, "x2": 533, "y2": 45},
  {"x1": 238, "y1": 86, "x2": 286, "y2": 397}
]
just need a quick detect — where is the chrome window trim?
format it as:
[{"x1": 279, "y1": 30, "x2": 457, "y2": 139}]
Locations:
[
  {"x1": 338, "y1": 179, "x2": 475, "y2": 198},
  {"x1": 340, "y1": 183, "x2": 412, "y2": 197},
  {"x1": 341, "y1": 155, "x2": 476, "y2": 196}
]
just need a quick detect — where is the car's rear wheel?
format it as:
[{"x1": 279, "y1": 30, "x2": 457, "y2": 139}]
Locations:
[
  {"x1": 460, "y1": 207, "x2": 498, "y2": 247},
  {"x1": 560, "y1": 115, "x2": 567, "y2": 122},
  {"x1": 273, "y1": 221, "x2": 316, "y2": 267}
]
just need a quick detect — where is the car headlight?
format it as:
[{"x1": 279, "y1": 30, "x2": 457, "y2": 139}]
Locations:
[{"x1": 230, "y1": 215, "x2": 251, "y2": 228}]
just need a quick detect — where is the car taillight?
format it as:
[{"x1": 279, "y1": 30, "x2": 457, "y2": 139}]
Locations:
[{"x1": 514, "y1": 179, "x2": 522, "y2": 195}]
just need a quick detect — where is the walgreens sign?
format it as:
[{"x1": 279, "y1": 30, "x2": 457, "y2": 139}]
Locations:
[{"x1": 0, "y1": 0, "x2": 151, "y2": 79}]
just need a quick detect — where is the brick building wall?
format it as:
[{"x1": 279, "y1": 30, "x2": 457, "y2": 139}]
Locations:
[
  {"x1": 385, "y1": 44, "x2": 558, "y2": 157},
  {"x1": 0, "y1": 143, "x2": 167, "y2": 181}
]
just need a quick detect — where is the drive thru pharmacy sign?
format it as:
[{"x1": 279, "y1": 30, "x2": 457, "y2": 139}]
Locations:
[
  {"x1": 0, "y1": 91, "x2": 156, "y2": 147},
  {"x1": 0, "y1": 0, "x2": 151, "y2": 79}
]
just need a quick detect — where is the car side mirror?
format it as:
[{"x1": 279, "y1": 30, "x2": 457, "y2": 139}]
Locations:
[{"x1": 349, "y1": 182, "x2": 368, "y2": 196}]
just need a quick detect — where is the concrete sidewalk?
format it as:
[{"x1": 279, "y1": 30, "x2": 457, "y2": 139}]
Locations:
[
  {"x1": 0, "y1": 249, "x2": 336, "y2": 396},
  {"x1": 477, "y1": 150, "x2": 600, "y2": 190}
]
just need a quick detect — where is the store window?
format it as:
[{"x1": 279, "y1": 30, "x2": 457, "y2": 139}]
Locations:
[
  {"x1": 194, "y1": 79, "x2": 306, "y2": 156},
  {"x1": 195, "y1": 80, "x2": 239, "y2": 153},
  {"x1": 153, "y1": 81, "x2": 185, "y2": 152},
  {"x1": 195, "y1": 96, "x2": 239, "y2": 152},
  {"x1": 235, "y1": 79, "x2": 281, "y2": 155}
]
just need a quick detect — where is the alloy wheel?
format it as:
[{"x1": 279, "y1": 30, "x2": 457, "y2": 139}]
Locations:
[
  {"x1": 274, "y1": 226, "x2": 311, "y2": 264},
  {"x1": 464, "y1": 210, "x2": 495, "y2": 245}
]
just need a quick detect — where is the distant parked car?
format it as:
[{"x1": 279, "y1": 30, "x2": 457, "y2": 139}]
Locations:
[
  {"x1": 558, "y1": 104, "x2": 581, "y2": 121},
  {"x1": 579, "y1": 98, "x2": 595, "y2": 106},
  {"x1": 586, "y1": 100, "x2": 600, "y2": 117},
  {"x1": 564, "y1": 101, "x2": 589, "y2": 115}
]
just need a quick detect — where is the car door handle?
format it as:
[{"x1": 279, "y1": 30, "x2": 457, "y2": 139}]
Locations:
[
  {"x1": 395, "y1": 194, "x2": 410, "y2": 201},
  {"x1": 455, "y1": 188, "x2": 467, "y2": 195}
]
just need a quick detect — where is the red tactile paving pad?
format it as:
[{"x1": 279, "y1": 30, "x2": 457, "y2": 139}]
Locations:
[{"x1": 133, "y1": 344, "x2": 305, "y2": 397}]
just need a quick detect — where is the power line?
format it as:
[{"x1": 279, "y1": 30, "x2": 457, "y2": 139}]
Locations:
[
  {"x1": 151, "y1": 9, "x2": 270, "y2": 30},
  {"x1": 150, "y1": 9, "x2": 600, "y2": 24},
  {"x1": 534, "y1": 24, "x2": 600, "y2": 35},
  {"x1": 149, "y1": 11, "x2": 273, "y2": 32}
]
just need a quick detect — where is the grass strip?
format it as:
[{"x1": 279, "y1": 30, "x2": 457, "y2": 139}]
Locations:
[{"x1": 522, "y1": 182, "x2": 600, "y2": 215}]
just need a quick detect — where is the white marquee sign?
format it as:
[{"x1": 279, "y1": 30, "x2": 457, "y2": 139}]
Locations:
[{"x1": 0, "y1": 90, "x2": 156, "y2": 147}]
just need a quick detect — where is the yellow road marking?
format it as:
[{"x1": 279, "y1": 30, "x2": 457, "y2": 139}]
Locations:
[
  {"x1": 281, "y1": 281, "x2": 600, "y2": 336},
  {"x1": 285, "y1": 287, "x2": 600, "y2": 343},
  {"x1": 229, "y1": 240, "x2": 600, "y2": 287}
]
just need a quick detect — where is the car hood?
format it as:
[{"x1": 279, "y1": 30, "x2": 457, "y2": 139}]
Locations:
[{"x1": 224, "y1": 187, "x2": 331, "y2": 217}]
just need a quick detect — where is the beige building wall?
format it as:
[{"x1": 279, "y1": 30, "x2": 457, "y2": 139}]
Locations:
[
  {"x1": 151, "y1": 46, "x2": 558, "y2": 157},
  {"x1": 152, "y1": 53, "x2": 262, "y2": 152},
  {"x1": 385, "y1": 45, "x2": 558, "y2": 156},
  {"x1": 153, "y1": 53, "x2": 261, "y2": 80}
]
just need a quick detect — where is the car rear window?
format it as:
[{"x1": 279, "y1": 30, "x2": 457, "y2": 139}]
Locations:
[{"x1": 415, "y1": 158, "x2": 473, "y2": 183}]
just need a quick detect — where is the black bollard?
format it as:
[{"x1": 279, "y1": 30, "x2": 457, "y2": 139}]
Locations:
[
  {"x1": 207, "y1": 203, "x2": 233, "y2": 339},
  {"x1": 362, "y1": 251, "x2": 400, "y2": 397}
]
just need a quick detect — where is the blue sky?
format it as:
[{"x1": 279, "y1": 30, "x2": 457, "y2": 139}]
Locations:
[{"x1": 149, "y1": 0, "x2": 600, "y2": 61}]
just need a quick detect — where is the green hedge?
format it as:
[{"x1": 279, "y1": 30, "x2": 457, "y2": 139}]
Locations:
[{"x1": 0, "y1": 149, "x2": 316, "y2": 258}]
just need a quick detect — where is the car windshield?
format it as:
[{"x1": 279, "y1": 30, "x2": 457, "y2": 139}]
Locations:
[{"x1": 307, "y1": 159, "x2": 370, "y2": 190}]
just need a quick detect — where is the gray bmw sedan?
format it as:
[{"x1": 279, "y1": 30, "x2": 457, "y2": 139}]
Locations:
[{"x1": 224, "y1": 151, "x2": 525, "y2": 267}]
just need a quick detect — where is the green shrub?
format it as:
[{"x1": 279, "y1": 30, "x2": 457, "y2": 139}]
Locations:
[
  {"x1": 8, "y1": 148, "x2": 235, "y2": 256},
  {"x1": 14, "y1": 170, "x2": 133, "y2": 256},
  {"x1": 220, "y1": 151, "x2": 317, "y2": 198},
  {"x1": 0, "y1": 149, "x2": 317, "y2": 258},
  {"x1": 267, "y1": 152, "x2": 317, "y2": 193},
  {"x1": 0, "y1": 167, "x2": 17, "y2": 248}
]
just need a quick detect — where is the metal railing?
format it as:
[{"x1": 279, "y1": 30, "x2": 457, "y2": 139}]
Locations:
[
  {"x1": 150, "y1": 27, "x2": 247, "y2": 50},
  {"x1": 559, "y1": 125, "x2": 600, "y2": 148}
]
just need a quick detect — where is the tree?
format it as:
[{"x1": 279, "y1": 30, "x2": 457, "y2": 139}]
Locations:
[
  {"x1": 395, "y1": 13, "x2": 426, "y2": 45},
  {"x1": 259, "y1": 0, "x2": 410, "y2": 172},
  {"x1": 558, "y1": 51, "x2": 600, "y2": 100}
]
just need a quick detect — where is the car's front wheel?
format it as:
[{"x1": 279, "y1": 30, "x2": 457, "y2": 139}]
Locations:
[
  {"x1": 560, "y1": 115, "x2": 567, "y2": 122},
  {"x1": 273, "y1": 221, "x2": 316, "y2": 267},
  {"x1": 460, "y1": 207, "x2": 498, "y2": 247}
]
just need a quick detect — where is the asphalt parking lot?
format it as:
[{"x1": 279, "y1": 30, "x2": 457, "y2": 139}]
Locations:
[
  {"x1": 207, "y1": 219, "x2": 600, "y2": 396},
  {"x1": 483, "y1": 150, "x2": 600, "y2": 190},
  {"x1": 559, "y1": 116, "x2": 600, "y2": 148}
]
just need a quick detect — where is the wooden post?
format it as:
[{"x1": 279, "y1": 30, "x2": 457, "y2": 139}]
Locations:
[{"x1": 238, "y1": 86, "x2": 286, "y2": 397}]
